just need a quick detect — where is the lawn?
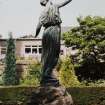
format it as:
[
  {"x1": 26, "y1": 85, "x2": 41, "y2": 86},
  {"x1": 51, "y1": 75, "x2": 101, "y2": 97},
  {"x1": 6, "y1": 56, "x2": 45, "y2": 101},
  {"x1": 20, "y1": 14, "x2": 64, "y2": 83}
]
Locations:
[{"x1": 0, "y1": 86, "x2": 105, "y2": 105}]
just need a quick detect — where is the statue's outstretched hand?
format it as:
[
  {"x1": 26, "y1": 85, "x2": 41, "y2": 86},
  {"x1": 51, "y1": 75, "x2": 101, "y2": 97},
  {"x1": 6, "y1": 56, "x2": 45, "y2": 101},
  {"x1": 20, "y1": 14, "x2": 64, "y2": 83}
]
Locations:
[{"x1": 57, "y1": 0, "x2": 72, "y2": 8}]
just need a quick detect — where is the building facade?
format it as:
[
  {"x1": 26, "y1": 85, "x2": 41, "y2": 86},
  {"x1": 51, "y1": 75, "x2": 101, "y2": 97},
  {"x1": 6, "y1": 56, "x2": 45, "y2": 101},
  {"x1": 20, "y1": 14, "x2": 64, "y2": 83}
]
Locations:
[
  {"x1": 0, "y1": 27, "x2": 78, "y2": 61},
  {"x1": 0, "y1": 37, "x2": 70, "y2": 61}
]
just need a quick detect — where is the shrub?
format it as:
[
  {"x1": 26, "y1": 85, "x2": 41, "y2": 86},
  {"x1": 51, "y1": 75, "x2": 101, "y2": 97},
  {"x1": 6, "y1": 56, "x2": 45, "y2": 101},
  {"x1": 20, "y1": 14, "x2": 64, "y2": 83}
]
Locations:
[
  {"x1": 0, "y1": 75, "x2": 3, "y2": 85},
  {"x1": 21, "y1": 61, "x2": 42, "y2": 86},
  {"x1": 81, "y1": 79, "x2": 105, "y2": 87},
  {"x1": 59, "y1": 56, "x2": 80, "y2": 87}
]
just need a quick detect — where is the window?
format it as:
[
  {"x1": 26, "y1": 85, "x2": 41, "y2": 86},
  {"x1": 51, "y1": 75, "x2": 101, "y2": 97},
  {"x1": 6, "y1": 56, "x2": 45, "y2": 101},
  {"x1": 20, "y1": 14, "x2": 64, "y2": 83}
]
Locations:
[
  {"x1": 1, "y1": 47, "x2": 6, "y2": 54},
  {"x1": 32, "y1": 46, "x2": 37, "y2": 47},
  {"x1": 39, "y1": 45, "x2": 42, "y2": 47},
  {"x1": 24, "y1": 45, "x2": 42, "y2": 54},
  {"x1": 32, "y1": 48, "x2": 37, "y2": 53},
  {"x1": 60, "y1": 50, "x2": 63, "y2": 55},
  {"x1": 39, "y1": 48, "x2": 42, "y2": 54},
  {"x1": 25, "y1": 45, "x2": 31, "y2": 47},
  {"x1": 72, "y1": 46, "x2": 77, "y2": 50},
  {"x1": 25, "y1": 48, "x2": 31, "y2": 53}
]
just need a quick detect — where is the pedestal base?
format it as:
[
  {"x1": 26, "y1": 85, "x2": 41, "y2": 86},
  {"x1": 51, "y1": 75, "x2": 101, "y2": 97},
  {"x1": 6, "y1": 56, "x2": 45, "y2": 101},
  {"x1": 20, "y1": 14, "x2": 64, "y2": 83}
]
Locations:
[{"x1": 27, "y1": 86, "x2": 73, "y2": 105}]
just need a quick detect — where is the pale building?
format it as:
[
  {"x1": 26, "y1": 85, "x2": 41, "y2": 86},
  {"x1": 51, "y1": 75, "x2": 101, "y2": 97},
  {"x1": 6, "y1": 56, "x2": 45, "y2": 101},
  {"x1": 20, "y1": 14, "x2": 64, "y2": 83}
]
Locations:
[
  {"x1": 0, "y1": 27, "x2": 73, "y2": 61},
  {"x1": 0, "y1": 37, "x2": 71, "y2": 61}
]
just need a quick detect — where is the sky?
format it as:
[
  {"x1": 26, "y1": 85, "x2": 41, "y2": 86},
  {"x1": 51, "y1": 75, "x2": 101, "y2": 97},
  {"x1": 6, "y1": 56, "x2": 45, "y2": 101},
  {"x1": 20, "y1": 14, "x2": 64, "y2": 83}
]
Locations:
[{"x1": 0, "y1": 0, "x2": 105, "y2": 38}]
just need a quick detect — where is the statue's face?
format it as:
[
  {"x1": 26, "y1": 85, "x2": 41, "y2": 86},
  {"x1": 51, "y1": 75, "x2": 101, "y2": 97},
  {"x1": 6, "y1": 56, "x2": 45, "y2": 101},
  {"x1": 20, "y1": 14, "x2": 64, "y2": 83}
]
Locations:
[{"x1": 40, "y1": 0, "x2": 48, "y2": 6}]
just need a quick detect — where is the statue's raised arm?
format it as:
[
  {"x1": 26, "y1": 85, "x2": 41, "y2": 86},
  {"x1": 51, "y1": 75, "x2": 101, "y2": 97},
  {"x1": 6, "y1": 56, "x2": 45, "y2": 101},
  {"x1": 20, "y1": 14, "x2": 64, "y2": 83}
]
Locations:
[
  {"x1": 35, "y1": 21, "x2": 42, "y2": 38},
  {"x1": 57, "y1": 0, "x2": 72, "y2": 8}
]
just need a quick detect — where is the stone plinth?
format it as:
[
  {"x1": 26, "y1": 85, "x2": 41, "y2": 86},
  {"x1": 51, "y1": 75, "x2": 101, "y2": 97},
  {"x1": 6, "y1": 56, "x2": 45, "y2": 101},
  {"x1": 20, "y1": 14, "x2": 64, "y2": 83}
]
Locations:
[{"x1": 27, "y1": 86, "x2": 73, "y2": 105}]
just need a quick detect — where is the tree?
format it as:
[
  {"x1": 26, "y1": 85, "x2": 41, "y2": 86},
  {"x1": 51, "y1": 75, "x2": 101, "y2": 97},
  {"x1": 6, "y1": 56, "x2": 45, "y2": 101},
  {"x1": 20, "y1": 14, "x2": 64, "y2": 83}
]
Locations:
[
  {"x1": 63, "y1": 16, "x2": 105, "y2": 81},
  {"x1": 3, "y1": 32, "x2": 18, "y2": 85}
]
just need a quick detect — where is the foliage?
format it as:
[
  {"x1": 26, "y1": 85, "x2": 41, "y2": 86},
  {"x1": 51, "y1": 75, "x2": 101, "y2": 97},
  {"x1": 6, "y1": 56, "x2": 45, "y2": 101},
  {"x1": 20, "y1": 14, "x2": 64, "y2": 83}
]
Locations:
[
  {"x1": 21, "y1": 61, "x2": 42, "y2": 86},
  {"x1": 63, "y1": 16, "x2": 105, "y2": 80},
  {"x1": 3, "y1": 32, "x2": 19, "y2": 85},
  {"x1": 81, "y1": 79, "x2": 105, "y2": 87},
  {"x1": 0, "y1": 75, "x2": 3, "y2": 85},
  {"x1": 59, "y1": 56, "x2": 80, "y2": 87}
]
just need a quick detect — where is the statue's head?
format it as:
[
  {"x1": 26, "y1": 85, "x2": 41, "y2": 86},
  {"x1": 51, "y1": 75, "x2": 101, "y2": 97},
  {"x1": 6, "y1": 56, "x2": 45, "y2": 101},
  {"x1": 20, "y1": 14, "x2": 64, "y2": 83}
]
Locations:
[{"x1": 40, "y1": 0, "x2": 49, "y2": 6}]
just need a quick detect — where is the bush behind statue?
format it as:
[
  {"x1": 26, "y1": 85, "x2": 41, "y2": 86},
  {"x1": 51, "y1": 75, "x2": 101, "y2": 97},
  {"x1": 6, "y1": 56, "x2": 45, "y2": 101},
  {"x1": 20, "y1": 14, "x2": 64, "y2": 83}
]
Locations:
[
  {"x1": 59, "y1": 56, "x2": 80, "y2": 87},
  {"x1": 20, "y1": 61, "x2": 42, "y2": 86}
]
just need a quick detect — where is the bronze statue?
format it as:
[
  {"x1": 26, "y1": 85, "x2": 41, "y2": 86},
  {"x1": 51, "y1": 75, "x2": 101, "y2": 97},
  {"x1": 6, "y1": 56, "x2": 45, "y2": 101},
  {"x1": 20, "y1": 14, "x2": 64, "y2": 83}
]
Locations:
[{"x1": 35, "y1": 0, "x2": 72, "y2": 86}]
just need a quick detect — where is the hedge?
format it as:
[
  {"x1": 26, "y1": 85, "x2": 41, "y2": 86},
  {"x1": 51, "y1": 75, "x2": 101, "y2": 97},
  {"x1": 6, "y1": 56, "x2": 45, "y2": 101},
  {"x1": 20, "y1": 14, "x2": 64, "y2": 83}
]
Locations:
[{"x1": 0, "y1": 86, "x2": 105, "y2": 105}]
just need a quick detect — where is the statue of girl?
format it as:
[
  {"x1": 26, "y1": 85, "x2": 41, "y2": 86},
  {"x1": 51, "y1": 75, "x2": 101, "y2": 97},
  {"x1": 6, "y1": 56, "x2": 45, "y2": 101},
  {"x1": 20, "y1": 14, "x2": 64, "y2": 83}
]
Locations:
[{"x1": 35, "y1": 0, "x2": 72, "y2": 86}]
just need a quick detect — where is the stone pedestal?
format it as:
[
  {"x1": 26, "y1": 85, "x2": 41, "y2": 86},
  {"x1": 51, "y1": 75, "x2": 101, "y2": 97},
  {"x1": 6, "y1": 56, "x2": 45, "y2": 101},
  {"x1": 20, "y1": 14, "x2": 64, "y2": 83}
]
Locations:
[{"x1": 27, "y1": 86, "x2": 73, "y2": 105}]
